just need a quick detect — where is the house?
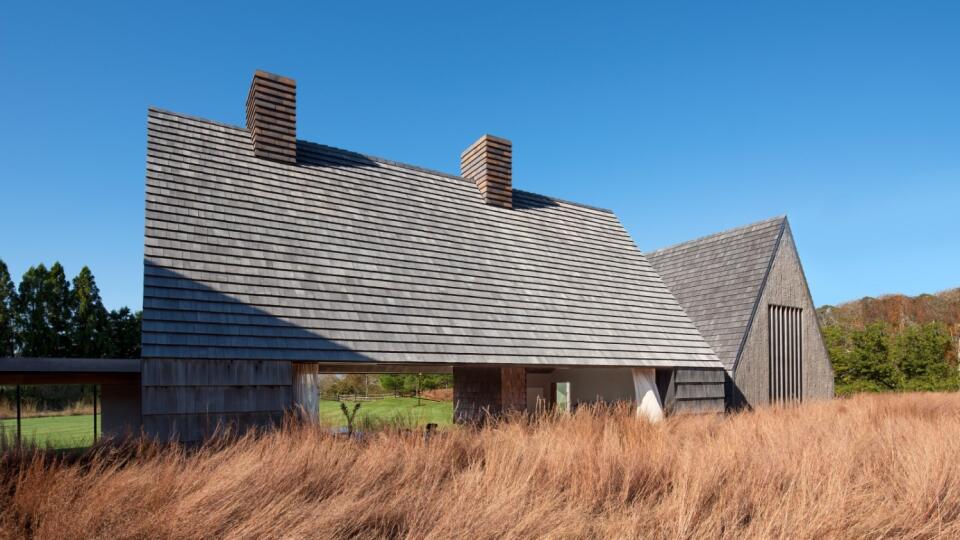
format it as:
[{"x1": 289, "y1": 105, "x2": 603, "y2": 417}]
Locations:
[
  {"x1": 139, "y1": 71, "x2": 728, "y2": 440},
  {"x1": 647, "y1": 217, "x2": 835, "y2": 408}
]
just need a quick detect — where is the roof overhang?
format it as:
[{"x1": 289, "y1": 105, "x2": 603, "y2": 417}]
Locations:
[{"x1": 0, "y1": 358, "x2": 140, "y2": 385}]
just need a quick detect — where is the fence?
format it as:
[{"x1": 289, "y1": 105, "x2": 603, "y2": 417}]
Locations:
[{"x1": 326, "y1": 393, "x2": 395, "y2": 402}]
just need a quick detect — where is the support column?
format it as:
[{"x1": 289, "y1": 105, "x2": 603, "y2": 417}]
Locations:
[
  {"x1": 454, "y1": 366, "x2": 527, "y2": 423},
  {"x1": 500, "y1": 367, "x2": 526, "y2": 414},
  {"x1": 292, "y1": 363, "x2": 320, "y2": 422},
  {"x1": 15, "y1": 384, "x2": 21, "y2": 445},
  {"x1": 632, "y1": 368, "x2": 664, "y2": 422}
]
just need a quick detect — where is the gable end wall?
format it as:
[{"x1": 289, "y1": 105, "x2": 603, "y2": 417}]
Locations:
[{"x1": 732, "y1": 225, "x2": 834, "y2": 408}]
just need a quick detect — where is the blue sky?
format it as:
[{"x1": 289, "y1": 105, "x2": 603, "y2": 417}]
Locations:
[{"x1": 1, "y1": 1, "x2": 957, "y2": 310}]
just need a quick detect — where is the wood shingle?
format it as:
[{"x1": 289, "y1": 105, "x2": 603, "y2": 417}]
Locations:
[{"x1": 143, "y1": 109, "x2": 721, "y2": 369}]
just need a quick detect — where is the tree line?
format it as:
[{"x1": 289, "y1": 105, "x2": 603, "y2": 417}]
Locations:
[
  {"x1": 823, "y1": 321, "x2": 958, "y2": 395},
  {"x1": 0, "y1": 259, "x2": 141, "y2": 359},
  {"x1": 818, "y1": 289, "x2": 960, "y2": 395},
  {"x1": 0, "y1": 259, "x2": 142, "y2": 410},
  {"x1": 319, "y1": 373, "x2": 453, "y2": 398}
]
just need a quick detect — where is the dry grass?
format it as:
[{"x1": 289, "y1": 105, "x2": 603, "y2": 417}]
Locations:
[
  {"x1": 3, "y1": 392, "x2": 960, "y2": 539},
  {"x1": 419, "y1": 388, "x2": 453, "y2": 402},
  {"x1": 0, "y1": 400, "x2": 94, "y2": 420}
]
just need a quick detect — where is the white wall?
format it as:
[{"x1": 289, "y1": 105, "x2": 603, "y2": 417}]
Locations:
[{"x1": 525, "y1": 367, "x2": 636, "y2": 411}]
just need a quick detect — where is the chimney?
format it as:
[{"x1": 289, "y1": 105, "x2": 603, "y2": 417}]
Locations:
[
  {"x1": 246, "y1": 70, "x2": 297, "y2": 164},
  {"x1": 460, "y1": 134, "x2": 512, "y2": 209}
]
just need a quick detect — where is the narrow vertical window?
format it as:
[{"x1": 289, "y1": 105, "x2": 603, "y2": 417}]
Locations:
[{"x1": 768, "y1": 305, "x2": 802, "y2": 403}]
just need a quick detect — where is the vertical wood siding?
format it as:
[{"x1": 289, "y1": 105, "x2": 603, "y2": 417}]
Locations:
[
  {"x1": 141, "y1": 358, "x2": 292, "y2": 442},
  {"x1": 768, "y1": 305, "x2": 802, "y2": 403},
  {"x1": 733, "y1": 225, "x2": 834, "y2": 407}
]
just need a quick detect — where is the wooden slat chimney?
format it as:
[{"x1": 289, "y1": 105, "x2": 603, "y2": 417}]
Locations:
[
  {"x1": 460, "y1": 134, "x2": 512, "y2": 209},
  {"x1": 246, "y1": 70, "x2": 297, "y2": 164}
]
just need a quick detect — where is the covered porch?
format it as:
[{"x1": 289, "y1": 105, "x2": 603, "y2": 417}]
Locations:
[
  {"x1": 291, "y1": 362, "x2": 725, "y2": 424},
  {"x1": 0, "y1": 357, "x2": 141, "y2": 443}
]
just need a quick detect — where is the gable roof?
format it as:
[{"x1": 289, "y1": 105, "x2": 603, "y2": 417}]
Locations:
[
  {"x1": 647, "y1": 217, "x2": 786, "y2": 371},
  {"x1": 142, "y1": 108, "x2": 721, "y2": 369}
]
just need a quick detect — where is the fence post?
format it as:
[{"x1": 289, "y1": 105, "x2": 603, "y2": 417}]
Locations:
[
  {"x1": 93, "y1": 385, "x2": 98, "y2": 443},
  {"x1": 15, "y1": 384, "x2": 21, "y2": 446}
]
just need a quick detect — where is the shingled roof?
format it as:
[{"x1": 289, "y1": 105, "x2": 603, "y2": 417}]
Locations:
[
  {"x1": 647, "y1": 217, "x2": 786, "y2": 371},
  {"x1": 142, "y1": 109, "x2": 721, "y2": 369}
]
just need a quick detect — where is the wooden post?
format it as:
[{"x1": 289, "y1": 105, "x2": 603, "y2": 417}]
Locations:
[
  {"x1": 93, "y1": 385, "x2": 98, "y2": 443},
  {"x1": 15, "y1": 384, "x2": 21, "y2": 446}
]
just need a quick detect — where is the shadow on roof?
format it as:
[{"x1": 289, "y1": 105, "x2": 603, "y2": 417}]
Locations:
[
  {"x1": 512, "y1": 190, "x2": 562, "y2": 211},
  {"x1": 142, "y1": 262, "x2": 375, "y2": 363},
  {"x1": 295, "y1": 140, "x2": 379, "y2": 169}
]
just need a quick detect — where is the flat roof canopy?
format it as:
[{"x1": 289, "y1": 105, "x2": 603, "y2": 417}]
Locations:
[{"x1": 0, "y1": 358, "x2": 140, "y2": 385}]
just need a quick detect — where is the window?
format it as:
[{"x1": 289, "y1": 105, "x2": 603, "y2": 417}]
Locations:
[
  {"x1": 555, "y1": 382, "x2": 571, "y2": 411},
  {"x1": 768, "y1": 305, "x2": 802, "y2": 403}
]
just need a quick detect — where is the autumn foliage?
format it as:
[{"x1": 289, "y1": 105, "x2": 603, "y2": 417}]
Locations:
[{"x1": 819, "y1": 288, "x2": 960, "y2": 395}]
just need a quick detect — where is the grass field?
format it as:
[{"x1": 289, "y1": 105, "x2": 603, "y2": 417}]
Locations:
[
  {"x1": 5, "y1": 393, "x2": 960, "y2": 538},
  {"x1": 319, "y1": 397, "x2": 452, "y2": 427},
  {"x1": 0, "y1": 399, "x2": 448, "y2": 448},
  {"x1": 0, "y1": 414, "x2": 100, "y2": 449}
]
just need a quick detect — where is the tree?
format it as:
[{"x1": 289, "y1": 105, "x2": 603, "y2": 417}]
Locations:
[
  {"x1": 829, "y1": 323, "x2": 900, "y2": 392},
  {"x1": 379, "y1": 374, "x2": 405, "y2": 395},
  {"x1": 892, "y1": 322, "x2": 953, "y2": 381},
  {"x1": 44, "y1": 263, "x2": 73, "y2": 356},
  {"x1": 378, "y1": 373, "x2": 453, "y2": 395},
  {"x1": 0, "y1": 259, "x2": 16, "y2": 356},
  {"x1": 16, "y1": 264, "x2": 54, "y2": 356},
  {"x1": 106, "y1": 308, "x2": 141, "y2": 358},
  {"x1": 70, "y1": 266, "x2": 109, "y2": 357}
]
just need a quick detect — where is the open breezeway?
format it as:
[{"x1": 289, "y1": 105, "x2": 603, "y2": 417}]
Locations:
[{"x1": 0, "y1": 358, "x2": 141, "y2": 445}]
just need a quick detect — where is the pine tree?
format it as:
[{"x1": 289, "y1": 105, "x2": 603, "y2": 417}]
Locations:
[
  {"x1": 0, "y1": 259, "x2": 16, "y2": 356},
  {"x1": 71, "y1": 266, "x2": 109, "y2": 357},
  {"x1": 107, "y1": 307, "x2": 142, "y2": 358},
  {"x1": 16, "y1": 264, "x2": 53, "y2": 356},
  {"x1": 45, "y1": 263, "x2": 73, "y2": 356}
]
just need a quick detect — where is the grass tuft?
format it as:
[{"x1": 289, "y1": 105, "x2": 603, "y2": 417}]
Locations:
[{"x1": 3, "y1": 392, "x2": 960, "y2": 538}]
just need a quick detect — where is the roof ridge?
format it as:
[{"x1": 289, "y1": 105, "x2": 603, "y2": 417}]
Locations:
[
  {"x1": 648, "y1": 215, "x2": 787, "y2": 255},
  {"x1": 147, "y1": 107, "x2": 613, "y2": 215}
]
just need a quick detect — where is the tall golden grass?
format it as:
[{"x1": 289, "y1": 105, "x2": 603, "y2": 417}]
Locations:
[
  {"x1": 0, "y1": 399, "x2": 94, "y2": 420},
  {"x1": 2, "y1": 392, "x2": 960, "y2": 539}
]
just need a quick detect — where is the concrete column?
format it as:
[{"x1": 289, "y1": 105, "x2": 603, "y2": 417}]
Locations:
[
  {"x1": 292, "y1": 363, "x2": 320, "y2": 422},
  {"x1": 632, "y1": 368, "x2": 664, "y2": 422}
]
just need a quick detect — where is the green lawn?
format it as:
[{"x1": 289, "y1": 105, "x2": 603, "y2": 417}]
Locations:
[
  {"x1": 0, "y1": 414, "x2": 100, "y2": 449},
  {"x1": 319, "y1": 397, "x2": 452, "y2": 428},
  {"x1": 0, "y1": 399, "x2": 449, "y2": 448}
]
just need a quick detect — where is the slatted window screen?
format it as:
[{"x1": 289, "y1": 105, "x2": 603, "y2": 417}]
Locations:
[{"x1": 768, "y1": 305, "x2": 802, "y2": 403}]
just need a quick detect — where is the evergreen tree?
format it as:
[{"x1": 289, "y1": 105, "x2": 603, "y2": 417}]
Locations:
[
  {"x1": 16, "y1": 263, "x2": 54, "y2": 356},
  {"x1": 106, "y1": 307, "x2": 142, "y2": 358},
  {"x1": 71, "y1": 266, "x2": 109, "y2": 357},
  {"x1": 45, "y1": 262, "x2": 73, "y2": 356},
  {"x1": 0, "y1": 259, "x2": 16, "y2": 356},
  {"x1": 848, "y1": 323, "x2": 900, "y2": 390},
  {"x1": 893, "y1": 322, "x2": 953, "y2": 380}
]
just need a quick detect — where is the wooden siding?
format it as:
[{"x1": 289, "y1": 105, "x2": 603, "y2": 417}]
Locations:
[
  {"x1": 768, "y1": 305, "x2": 803, "y2": 402},
  {"x1": 733, "y1": 225, "x2": 834, "y2": 407},
  {"x1": 140, "y1": 358, "x2": 291, "y2": 442},
  {"x1": 661, "y1": 367, "x2": 726, "y2": 414},
  {"x1": 142, "y1": 109, "x2": 721, "y2": 369}
]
